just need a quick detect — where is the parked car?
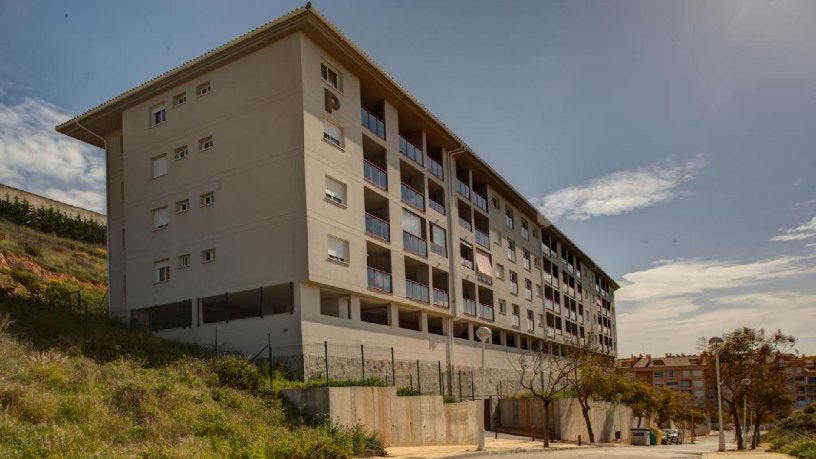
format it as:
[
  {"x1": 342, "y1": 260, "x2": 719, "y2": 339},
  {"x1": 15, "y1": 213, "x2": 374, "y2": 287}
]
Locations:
[{"x1": 662, "y1": 429, "x2": 683, "y2": 445}]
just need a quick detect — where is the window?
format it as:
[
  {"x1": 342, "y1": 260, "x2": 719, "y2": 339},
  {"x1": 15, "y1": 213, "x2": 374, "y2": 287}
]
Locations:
[
  {"x1": 512, "y1": 304, "x2": 520, "y2": 327},
  {"x1": 150, "y1": 103, "x2": 166, "y2": 127},
  {"x1": 178, "y1": 254, "x2": 190, "y2": 268},
  {"x1": 201, "y1": 248, "x2": 216, "y2": 263},
  {"x1": 509, "y1": 271, "x2": 518, "y2": 295},
  {"x1": 654, "y1": 371, "x2": 664, "y2": 378},
  {"x1": 498, "y1": 299, "x2": 506, "y2": 314},
  {"x1": 667, "y1": 371, "x2": 674, "y2": 378},
  {"x1": 175, "y1": 145, "x2": 189, "y2": 160},
  {"x1": 507, "y1": 239, "x2": 516, "y2": 262},
  {"x1": 681, "y1": 370, "x2": 690, "y2": 377},
  {"x1": 196, "y1": 82, "x2": 211, "y2": 96},
  {"x1": 327, "y1": 236, "x2": 349, "y2": 263},
  {"x1": 152, "y1": 207, "x2": 168, "y2": 230},
  {"x1": 322, "y1": 119, "x2": 343, "y2": 147},
  {"x1": 521, "y1": 220, "x2": 529, "y2": 240},
  {"x1": 176, "y1": 199, "x2": 190, "y2": 213},
  {"x1": 321, "y1": 62, "x2": 342, "y2": 91},
  {"x1": 151, "y1": 154, "x2": 168, "y2": 178},
  {"x1": 154, "y1": 259, "x2": 170, "y2": 283},
  {"x1": 527, "y1": 310, "x2": 535, "y2": 332},
  {"x1": 505, "y1": 207, "x2": 514, "y2": 229},
  {"x1": 173, "y1": 92, "x2": 187, "y2": 107},
  {"x1": 402, "y1": 209, "x2": 423, "y2": 237},
  {"x1": 431, "y1": 224, "x2": 447, "y2": 255},
  {"x1": 200, "y1": 192, "x2": 215, "y2": 207},
  {"x1": 199, "y1": 136, "x2": 213, "y2": 151},
  {"x1": 693, "y1": 380, "x2": 704, "y2": 387},
  {"x1": 536, "y1": 284, "x2": 542, "y2": 298},
  {"x1": 522, "y1": 249, "x2": 531, "y2": 270},
  {"x1": 532, "y1": 228, "x2": 538, "y2": 239},
  {"x1": 692, "y1": 370, "x2": 703, "y2": 377},
  {"x1": 324, "y1": 176, "x2": 347, "y2": 205},
  {"x1": 494, "y1": 263, "x2": 505, "y2": 279},
  {"x1": 525, "y1": 279, "x2": 533, "y2": 300},
  {"x1": 491, "y1": 195, "x2": 500, "y2": 209}
]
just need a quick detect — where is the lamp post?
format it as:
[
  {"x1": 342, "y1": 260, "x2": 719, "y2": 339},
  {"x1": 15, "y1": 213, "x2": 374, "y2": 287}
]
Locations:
[
  {"x1": 709, "y1": 336, "x2": 726, "y2": 452},
  {"x1": 741, "y1": 378, "x2": 751, "y2": 450},
  {"x1": 475, "y1": 326, "x2": 491, "y2": 452}
]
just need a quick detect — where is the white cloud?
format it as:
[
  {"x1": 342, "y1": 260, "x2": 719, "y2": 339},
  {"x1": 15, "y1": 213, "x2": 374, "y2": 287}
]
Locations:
[
  {"x1": 771, "y1": 217, "x2": 816, "y2": 242},
  {"x1": 793, "y1": 199, "x2": 816, "y2": 210},
  {"x1": 615, "y1": 255, "x2": 816, "y2": 356},
  {"x1": 532, "y1": 157, "x2": 705, "y2": 221},
  {"x1": 0, "y1": 97, "x2": 105, "y2": 213}
]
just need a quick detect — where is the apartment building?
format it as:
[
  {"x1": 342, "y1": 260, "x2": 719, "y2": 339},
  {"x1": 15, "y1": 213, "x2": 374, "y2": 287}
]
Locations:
[
  {"x1": 785, "y1": 355, "x2": 816, "y2": 409},
  {"x1": 617, "y1": 355, "x2": 708, "y2": 408},
  {"x1": 56, "y1": 5, "x2": 618, "y2": 382}
]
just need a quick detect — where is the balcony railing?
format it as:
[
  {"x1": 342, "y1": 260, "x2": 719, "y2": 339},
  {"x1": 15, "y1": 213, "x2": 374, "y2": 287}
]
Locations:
[
  {"x1": 458, "y1": 217, "x2": 472, "y2": 232},
  {"x1": 479, "y1": 304, "x2": 494, "y2": 321},
  {"x1": 399, "y1": 136, "x2": 423, "y2": 166},
  {"x1": 463, "y1": 298, "x2": 477, "y2": 316},
  {"x1": 403, "y1": 231, "x2": 428, "y2": 257},
  {"x1": 476, "y1": 272, "x2": 492, "y2": 285},
  {"x1": 367, "y1": 267, "x2": 392, "y2": 293},
  {"x1": 401, "y1": 183, "x2": 425, "y2": 211},
  {"x1": 472, "y1": 192, "x2": 487, "y2": 212},
  {"x1": 461, "y1": 258, "x2": 474, "y2": 270},
  {"x1": 365, "y1": 213, "x2": 390, "y2": 242},
  {"x1": 475, "y1": 229, "x2": 489, "y2": 248},
  {"x1": 432, "y1": 288, "x2": 449, "y2": 308},
  {"x1": 430, "y1": 242, "x2": 447, "y2": 257},
  {"x1": 361, "y1": 107, "x2": 385, "y2": 140},
  {"x1": 405, "y1": 279, "x2": 430, "y2": 303},
  {"x1": 429, "y1": 199, "x2": 445, "y2": 215},
  {"x1": 427, "y1": 157, "x2": 443, "y2": 180},
  {"x1": 456, "y1": 179, "x2": 470, "y2": 199},
  {"x1": 363, "y1": 160, "x2": 388, "y2": 191}
]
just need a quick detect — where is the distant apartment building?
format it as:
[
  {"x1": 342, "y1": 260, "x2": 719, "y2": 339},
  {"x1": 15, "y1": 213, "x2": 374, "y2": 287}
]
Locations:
[
  {"x1": 617, "y1": 354, "x2": 708, "y2": 408},
  {"x1": 56, "y1": 6, "x2": 618, "y2": 382},
  {"x1": 785, "y1": 354, "x2": 816, "y2": 409}
]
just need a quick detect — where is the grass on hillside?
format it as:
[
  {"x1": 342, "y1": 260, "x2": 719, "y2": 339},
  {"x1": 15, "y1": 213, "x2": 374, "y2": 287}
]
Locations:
[{"x1": 764, "y1": 404, "x2": 816, "y2": 459}]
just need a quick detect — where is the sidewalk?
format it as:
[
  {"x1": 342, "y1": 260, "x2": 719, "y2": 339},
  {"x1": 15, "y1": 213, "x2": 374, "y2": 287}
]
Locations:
[
  {"x1": 702, "y1": 445, "x2": 791, "y2": 459},
  {"x1": 384, "y1": 433, "x2": 586, "y2": 459}
]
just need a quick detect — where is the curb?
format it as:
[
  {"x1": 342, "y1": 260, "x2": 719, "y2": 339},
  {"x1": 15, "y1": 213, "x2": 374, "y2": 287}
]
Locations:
[{"x1": 445, "y1": 446, "x2": 590, "y2": 458}]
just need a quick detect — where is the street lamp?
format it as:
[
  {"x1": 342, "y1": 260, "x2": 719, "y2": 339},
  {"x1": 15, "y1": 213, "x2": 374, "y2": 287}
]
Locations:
[
  {"x1": 475, "y1": 326, "x2": 491, "y2": 452},
  {"x1": 741, "y1": 378, "x2": 751, "y2": 450},
  {"x1": 709, "y1": 336, "x2": 726, "y2": 452}
]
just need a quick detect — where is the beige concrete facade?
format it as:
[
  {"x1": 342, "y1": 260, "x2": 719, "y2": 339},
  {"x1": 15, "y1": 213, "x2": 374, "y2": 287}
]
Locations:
[{"x1": 56, "y1": 6, "x2": 618, "y2": 380}]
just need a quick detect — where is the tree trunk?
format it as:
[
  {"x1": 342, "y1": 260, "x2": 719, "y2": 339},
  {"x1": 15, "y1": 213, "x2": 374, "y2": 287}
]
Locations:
[
  {"x1": 580, "y1": 401, "x2": 595, "y2": 443},
  {"x1": 543, "y1": 399, "x2": 551, "y2": 447},
  {"x1": 728, "y1": 403, "x2": 744, "y2": 450},
  {"x1": 752, "y1": 413, "x2": 762, "y2": 449}
]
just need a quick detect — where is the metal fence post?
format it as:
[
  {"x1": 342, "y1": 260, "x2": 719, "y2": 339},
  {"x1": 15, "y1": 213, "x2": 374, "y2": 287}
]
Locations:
[
  {"x1": 361, "y1": 344, "x2": 366, "y2": 382},
  {"x1": 471, "y1": 371, "x2": 475, "y2": 401},
  {"x1": 410, "y1": 373, "x2": 413, "y2": 391},
  {"x1": 416, "y1": 359, "x2": 421, "y2": 395},
  {"x1": 499, "y1": 381, "x2": 502, "y2": 397},
  {"x1": 267, "y1": 333, "x2": 272, "y2": 381},
  {"x1": 459, "y1": 369, "x2": 463, "y2": 401},
  {"x1": 324, "y1": 341, "x2": 329, "y2": 387},
  {"x1": 391, "y1": 347, "x2": 396, "y2": 387}
]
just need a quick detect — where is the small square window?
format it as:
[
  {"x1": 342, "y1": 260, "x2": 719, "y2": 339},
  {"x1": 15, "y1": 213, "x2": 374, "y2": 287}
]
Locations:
[
  {"x1": 325, "y1": 176, "x2": 347, "y2": 205},
  {"x1": 322, "y1": 119, "x2": 343, "y2": 148},
  {"x1": 150, "y1": 103, "x2": 166, "y2": 127},
  {"x1": 173, "y1": 92, "x2": 187, "y2": 107},
  {"x1": 199, "y1": 136, "x2": 213, "y2": 151},
  {"x1": 494, "y1": 263, "x2": 505, "y2": 279},
  {"x1": 200, "y1": 192, "x2": 215, "y2": 207},
  {"x1": 178, "y1": 254, "x2": 191, "y2": 268},
  {"x1": 321, "y1": 62, "x2": 342, "y2": 91},
  {"x1": 176, "y1": 199, "x2": 190, "y2": 213},
  {"x1": 151, "y1": 154, "x2": 168, "y2": 178},
  {"x1": 202, "y1": 248, "x2": 216, "y2": 263},
  {"x1": 154, "y1": 259, "x2": 170, "y2": 283},
  {"x1": 175, "y1": 146, "x2": 189, "y2": 160},
  {"x1": 492, "y1": 196, "x2": 500, "y2": 209},
  {"x1": 327, "y1": 235, "x2": 349, "y2": 263},
  {"x1": 197, "y1": 82, "x2": 211, "y2": 96},
  {"x1": 498, "y1": 299, "x2": 506, "y2": 314}
]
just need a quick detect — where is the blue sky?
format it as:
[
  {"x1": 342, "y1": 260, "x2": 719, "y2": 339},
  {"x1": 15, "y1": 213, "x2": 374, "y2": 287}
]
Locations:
[{"x1": 1, "y1": 0, "x2": 815, "y2": 355}]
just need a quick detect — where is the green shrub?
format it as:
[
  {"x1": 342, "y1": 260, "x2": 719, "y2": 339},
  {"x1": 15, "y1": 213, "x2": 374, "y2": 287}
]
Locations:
[
  {"x1": 22, "y1": 244, "x2": 41, "y2": 257},
  {"x1": 783, "y1": 438, "x2": 816, "y2": 459},
  {"x1": 210, "y1": 355, "x2": 263, "y2": 392},
  {"x1": 397, "y1": 387, "x2": 420, "y2": 396}
]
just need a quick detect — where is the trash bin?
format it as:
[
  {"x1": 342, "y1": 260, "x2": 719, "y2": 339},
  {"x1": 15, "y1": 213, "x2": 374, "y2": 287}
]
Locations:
[
  {"x1": 631, "y1": 428, "x2": 650, "y2": 445},
  {"x1": 650, "y1": 429, "x2": 663, "y2": 445},
  {"x1": 649, "y1": 429, "x2": 656, "y2": 445}
]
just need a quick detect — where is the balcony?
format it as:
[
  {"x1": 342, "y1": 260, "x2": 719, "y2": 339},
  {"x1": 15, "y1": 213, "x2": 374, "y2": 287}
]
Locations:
[
  {"x1": 479, "y1": 304, "x2": 494, "y2": 321},
  {"x1": 463, "y1": 298, "x2": 477, "y2": 316},
  {"x1": 367, "y1": 267, "x2": 392, "y2": 293},
  {"x1": 430, "y1": 242, "x2": 447, "y2": 257},
  {"x1": 433, "y1": 288, "x2": 449, "y2": 308},
  {"x1": 361, "y1": 107, "x2": 385, "y2": 140},
  {"x1": 401, "y1": 183, "x2": 425, "y2": 212},
  {"x1": 472, "y1": 192, "x2": 487, "y2": 212},
  {"x1": 403, "y1": 231, "x2": 428, "y2": 257},
  {"x1": 458, "y1": 217, "x2": 472, "y2": 232},
  {"x1": 405, "y1": 279, "x2": 430, "y2": 303},
  {"x1": 429, "y1": 198, "x2": 445, "y2": 215},
  {"x1": 399, "y1": 136, "x2": 423, "y2": 166},
  {"x1": 475, "y1": 229, "x2": 489, "y2": 248},
  {"x1": 363, "y1": 160, "x2": 388, "y2": 191},
  {"x1": 456, "y1": 179, "x2": 470, "y2": 199},
  {"x1": 427, "y1": 157, "x2": 443, "y2": 180},
  {"x1": 365, "y1": 213, "x2": 390, "y2": 242},
  {"x1": 476, "y1": 272, "x2": 492, "y2": 286},
  {"x1": 461, "y1": 258, "x2": 474, "y2": 270}
]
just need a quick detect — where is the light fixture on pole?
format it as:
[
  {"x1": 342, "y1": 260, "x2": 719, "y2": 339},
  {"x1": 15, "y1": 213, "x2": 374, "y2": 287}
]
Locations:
[
  {"x1": 709, "y1": 336, "x2": 726, "y2": 452},
  {"x1": 475, "y1": 326, "x2": 491, "y2": 452},
  {"x1": 741, "y1": 378, "x2": 751, "y2": 450}
]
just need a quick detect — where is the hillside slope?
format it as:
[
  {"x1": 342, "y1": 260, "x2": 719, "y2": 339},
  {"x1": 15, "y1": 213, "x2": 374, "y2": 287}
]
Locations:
[{"x1": 0, "y1": 219, "x2": 384, "y2": 457}]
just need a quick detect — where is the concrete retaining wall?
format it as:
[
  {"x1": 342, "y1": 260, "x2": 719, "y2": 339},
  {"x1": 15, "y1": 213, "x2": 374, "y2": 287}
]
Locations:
[
  {"x1": 497, "y1": 398, "x2": 633, "y2": 443},
  {"x1": 280, "y1": 386, "x2": 481, "y2": 447},
  {"x1": 0, "y1": 184, "x2": 106, "y2": 224}
]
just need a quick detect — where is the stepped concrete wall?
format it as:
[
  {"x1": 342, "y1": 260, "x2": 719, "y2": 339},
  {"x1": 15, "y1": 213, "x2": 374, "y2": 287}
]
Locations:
[{"x1": 0, "y1": 184, "x2": 105, "y2": 224}]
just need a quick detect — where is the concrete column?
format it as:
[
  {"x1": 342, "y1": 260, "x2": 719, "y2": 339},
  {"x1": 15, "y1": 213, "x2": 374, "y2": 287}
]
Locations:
[
  {"x1": 346, "y1": 295, "x2": 359, "y2": 321},
  {"x1": 419, "y1": 311, "x2": 428, "y2": 333},
  {"x1": 389, "y1": 303, "x2": 400, "y2": 328},
  {"x1": 467, "y1": 322, "x2": 474, "y2": 341}
]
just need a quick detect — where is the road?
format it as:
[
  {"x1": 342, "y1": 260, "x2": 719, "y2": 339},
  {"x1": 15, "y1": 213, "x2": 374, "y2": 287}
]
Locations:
[{"x1": 493, "y1": 435, "x2": 725, "y2": 458}]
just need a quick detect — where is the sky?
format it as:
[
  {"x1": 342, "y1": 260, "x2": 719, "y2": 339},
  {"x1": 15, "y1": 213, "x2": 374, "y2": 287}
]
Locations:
[{"x1": 1, "y1": 0, "x2": 815, "y2": 356}]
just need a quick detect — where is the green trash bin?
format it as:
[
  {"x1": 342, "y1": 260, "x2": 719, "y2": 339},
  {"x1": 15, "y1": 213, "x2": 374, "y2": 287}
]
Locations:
[{"x1": 649, "y1": 430, "x2": 656, "y2": 445}]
